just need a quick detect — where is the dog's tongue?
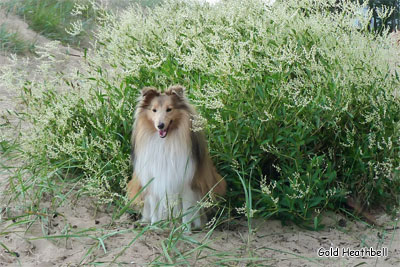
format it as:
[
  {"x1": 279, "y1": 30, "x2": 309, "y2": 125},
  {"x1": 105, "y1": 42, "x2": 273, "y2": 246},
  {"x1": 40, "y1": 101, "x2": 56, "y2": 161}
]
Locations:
[{"x1": 159, "y1": 129, "x2": 167, "y2": 138}]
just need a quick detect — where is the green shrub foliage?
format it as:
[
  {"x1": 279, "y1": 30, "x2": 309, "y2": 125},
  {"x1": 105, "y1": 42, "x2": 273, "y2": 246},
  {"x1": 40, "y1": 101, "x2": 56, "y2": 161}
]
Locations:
[{"x1": 4, "y1": 0, "x2": 400, "y2": 224}]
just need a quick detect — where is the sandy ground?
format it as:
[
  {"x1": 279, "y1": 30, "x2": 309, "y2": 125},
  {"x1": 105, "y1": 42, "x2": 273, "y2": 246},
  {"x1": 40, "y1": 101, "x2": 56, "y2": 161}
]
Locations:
[
  {"x1": 1, "y1": 6, "x2": 400, "y2": 267},
  {"x1": 0, "y1": 199, "x2": 399, "y2": 266}
]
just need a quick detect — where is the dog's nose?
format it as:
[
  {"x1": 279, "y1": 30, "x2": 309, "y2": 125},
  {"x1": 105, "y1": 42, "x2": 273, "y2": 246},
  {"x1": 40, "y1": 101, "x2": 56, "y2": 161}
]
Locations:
[{"x1": 157, "y1": 123, "x2": 165, "y2": 130}]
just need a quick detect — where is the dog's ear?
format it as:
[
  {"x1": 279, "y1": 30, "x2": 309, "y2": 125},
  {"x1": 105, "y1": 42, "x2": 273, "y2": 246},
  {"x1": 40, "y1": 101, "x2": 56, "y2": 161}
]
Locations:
[
  {"x1": 166, "y1": 85, "x2": 185, "y2": 98},
  {"x1": 140, "y1": 87, "x2": 159, "y2": 108},
  {"x1": 141, "y1": 87, "x2": 159, "y2": 98}
]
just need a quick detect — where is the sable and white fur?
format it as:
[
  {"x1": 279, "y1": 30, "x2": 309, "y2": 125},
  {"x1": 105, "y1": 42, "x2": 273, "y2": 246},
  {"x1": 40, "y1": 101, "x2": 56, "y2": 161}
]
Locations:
[{"x1": 127, "y1": 85, "x2": 226, "y2": 229}]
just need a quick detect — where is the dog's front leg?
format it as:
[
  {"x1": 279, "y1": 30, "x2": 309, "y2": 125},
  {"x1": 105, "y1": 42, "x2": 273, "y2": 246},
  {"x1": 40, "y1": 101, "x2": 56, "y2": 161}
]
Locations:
[
  {"x1": 141, "y1": 194, "x2": 152, "y2": 223},
  {"x1": 142, "y1": 194, "x2": 161, "y2": 224},
  {"x1": 182, "y1": 189, "x2": 202, "y2": 231}
]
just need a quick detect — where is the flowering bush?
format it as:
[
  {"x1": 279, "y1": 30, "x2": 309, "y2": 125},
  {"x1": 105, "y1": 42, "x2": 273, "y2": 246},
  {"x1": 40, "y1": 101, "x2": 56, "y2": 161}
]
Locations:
[{"x1": 2, "y1": 0, "x2": 400, "y2": 224}]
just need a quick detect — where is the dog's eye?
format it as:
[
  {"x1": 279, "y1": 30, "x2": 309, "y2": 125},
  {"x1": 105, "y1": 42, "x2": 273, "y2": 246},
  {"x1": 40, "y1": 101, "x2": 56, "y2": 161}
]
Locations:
[
  {"x1": 166, "y1": 108, "x2": 172, "y2": 112},
  {"x1": 152, "y1": 109, "x2": 157, "y2": 112}
]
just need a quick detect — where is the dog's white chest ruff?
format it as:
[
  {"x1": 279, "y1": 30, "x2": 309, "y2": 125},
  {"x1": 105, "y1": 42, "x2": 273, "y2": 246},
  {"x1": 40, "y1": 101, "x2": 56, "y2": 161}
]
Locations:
[
  {"x1": 134, "y1": 132, "x2": 201, "y2": 228},
  {"x1": 134, "y1": 132, "x2": 196, "y2": 194}
]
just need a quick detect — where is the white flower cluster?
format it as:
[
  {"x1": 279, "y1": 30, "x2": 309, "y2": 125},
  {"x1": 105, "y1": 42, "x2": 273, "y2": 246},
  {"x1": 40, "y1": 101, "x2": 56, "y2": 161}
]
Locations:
[
  {"x1": 66, "y1": 20, "x2": 83, "y2": 36},
  {"x1": 235, "y1": 205, "x2": 257, "y2": 218},
  {"x1": 198, "y1": 194, "x2": 214, "y2": 209},
  {"x1": 190, "y1": 114, "x2": 207, "y2": 132},
  {"x1": 287, "y1": 172, "x2": 311, "y2": 200},
  {"x1": 260, "y1": 175, "x2": 279, "y2": 206},
  {"x1": 67, "y1": 0, "x2": 112, "y2": 37},
  {"x1": 71, "y1": 2, "x2": 89, "y2": 16}
]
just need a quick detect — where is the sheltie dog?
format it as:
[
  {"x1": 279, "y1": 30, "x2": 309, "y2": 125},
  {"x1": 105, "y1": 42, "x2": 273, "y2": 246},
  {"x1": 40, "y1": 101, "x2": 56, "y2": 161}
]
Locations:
[{"x1": 126, "y1": 85, "x2": 226, "y2": 230}]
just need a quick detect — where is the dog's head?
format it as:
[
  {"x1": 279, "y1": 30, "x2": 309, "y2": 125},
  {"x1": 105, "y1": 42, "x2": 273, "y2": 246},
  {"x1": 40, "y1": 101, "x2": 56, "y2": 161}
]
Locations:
[{"x1": 137, "y1": 85, "x2": 189, "y2": 138}]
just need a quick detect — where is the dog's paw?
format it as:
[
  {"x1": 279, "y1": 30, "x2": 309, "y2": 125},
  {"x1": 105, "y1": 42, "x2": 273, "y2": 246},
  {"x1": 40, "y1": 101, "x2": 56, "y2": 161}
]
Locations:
[{"x1": 139, "y1": 216, "x2": 151, "y2": 224}]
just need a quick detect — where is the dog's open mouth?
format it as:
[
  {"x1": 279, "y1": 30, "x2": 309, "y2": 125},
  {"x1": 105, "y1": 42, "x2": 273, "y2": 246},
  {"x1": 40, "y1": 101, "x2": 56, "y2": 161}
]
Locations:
[
  {"x1": 159, "y1": 129, "x2": 168, "y2": 138},
  {"x1": 158, "y1": 121, "x2": 171, "y2": 138}
]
